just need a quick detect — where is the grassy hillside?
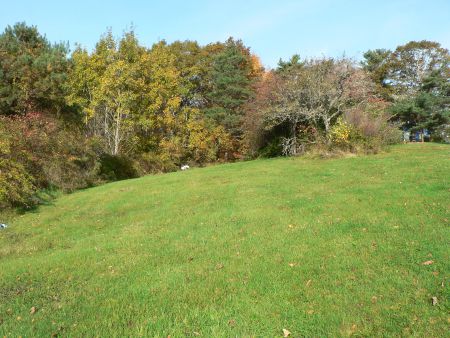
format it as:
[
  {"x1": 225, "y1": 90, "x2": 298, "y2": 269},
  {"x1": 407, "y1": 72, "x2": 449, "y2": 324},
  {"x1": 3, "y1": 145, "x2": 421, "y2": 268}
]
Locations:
[{"x1": 1, "y1": 144, "x2": 449, "y2": 337}]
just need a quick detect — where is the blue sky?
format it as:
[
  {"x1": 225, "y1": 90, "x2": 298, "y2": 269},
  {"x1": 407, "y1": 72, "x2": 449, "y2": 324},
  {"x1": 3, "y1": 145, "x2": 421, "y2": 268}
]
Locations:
[{"x1": 1, "y1": 0, "x2": 449, "y2": 68}]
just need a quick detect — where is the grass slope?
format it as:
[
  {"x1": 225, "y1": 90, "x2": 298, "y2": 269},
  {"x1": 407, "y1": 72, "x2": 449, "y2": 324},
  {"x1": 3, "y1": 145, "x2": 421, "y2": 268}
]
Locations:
[{"x1": 1, "y1": 144, "x2": 449, "y2": 337}]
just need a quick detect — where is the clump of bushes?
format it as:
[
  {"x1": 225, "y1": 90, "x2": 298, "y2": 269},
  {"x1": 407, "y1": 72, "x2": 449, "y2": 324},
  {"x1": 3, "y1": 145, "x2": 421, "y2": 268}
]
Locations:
[
  {"x1": 335, "y1": 101, "x2": 403, "y2": 153},
  {"x1": 99, "y1": 154, "x2": 138, "y2": 181},
  {"x1": 0, "y1": 158, "x2": 36, "y2": 208},
  {"x1": 0, "y1": 113, "x2": 101, "y2": 208},
  {"x1": 1, "y1": 119, "x2": 36, "y2": 207},
  {"x1": 135, "y1": 152, "x2": 179, "y2": 175},
  {"x1": 244, "y1": 58, "x2": 402, "y2": 158}
]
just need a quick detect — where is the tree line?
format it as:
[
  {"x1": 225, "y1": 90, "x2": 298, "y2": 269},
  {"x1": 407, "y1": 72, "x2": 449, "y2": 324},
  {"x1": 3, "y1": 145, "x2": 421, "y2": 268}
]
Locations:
[{"x1": 1, "y1": 22, "x2": 449, "y2": 208}]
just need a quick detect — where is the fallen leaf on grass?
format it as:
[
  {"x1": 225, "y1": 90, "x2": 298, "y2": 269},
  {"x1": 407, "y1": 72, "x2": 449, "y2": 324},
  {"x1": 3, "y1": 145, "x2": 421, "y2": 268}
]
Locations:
[
  {"x1": 282, "y1": 328, "x2": 291, "y2": 337},
  {"x1": 288, "y1": 263, "x2": 296, "y2": 267},
  {"x1": 422, "y1": 260, "x2": 434, "y2": 265},
  {"x1": 305, "y1": 279, "x2": 312, "y2": 287},
  {"x1": 216, "y1": 263, "x2": 224, "y2": 270},
  {"x1": 193, "y1": 331, "x2": 201, "y2": 336},
  {"x1": 30, "y1": 306, "x2": 37, "y2": 315},
  {"x1": 228, "y1": 319, "x2": 236, "y2": 327},
  {"x1": 432, "y1": 297, "x2": 438, "y2": 306}
]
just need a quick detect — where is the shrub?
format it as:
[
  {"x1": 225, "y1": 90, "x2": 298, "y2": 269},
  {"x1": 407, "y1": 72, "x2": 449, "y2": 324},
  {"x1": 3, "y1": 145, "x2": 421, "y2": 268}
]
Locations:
[
  {"x1": 135, "y1": 152, "x2": 178, "y2": 175},
  {"x1": 1, "y1": 113, "x2": 102, "y2": 196},
  {"x1": 342, "y1": 100, "x2": 402, "y2": 153},
  {"x1": 0, "y1": 159, "x2": 36, "y2": 208},
  {"x1": 433, "y1": 124, "x2": 450, "y2": 143},
  {"x1": 258, "y1": 137, "x2": 283, "y2": 157},
  {"x1": 330, "y1": 118, "x2": 353, "y2": 147},
  {"x1": 99, "y1": 154, "x2": 138, "y2": 181},
  {"x1": 47, "y1": 133, "x2": 102, "y2": 192}
]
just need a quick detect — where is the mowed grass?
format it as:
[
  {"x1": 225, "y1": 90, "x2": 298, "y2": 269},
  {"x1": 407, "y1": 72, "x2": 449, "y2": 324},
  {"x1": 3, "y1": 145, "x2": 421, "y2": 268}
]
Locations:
[{"x1": 0, "y1": 144, "x2": 449, "y2": 337}]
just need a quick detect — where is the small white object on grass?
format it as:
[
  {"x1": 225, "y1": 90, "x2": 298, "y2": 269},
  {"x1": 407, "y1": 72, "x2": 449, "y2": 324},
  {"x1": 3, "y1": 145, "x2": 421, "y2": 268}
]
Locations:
[
  {"x1": 181, "y1": 164, "x2": 190, "y2": 171},
  {"x1": 0, "y1": 223, "x2": 8, "y2": 229}
]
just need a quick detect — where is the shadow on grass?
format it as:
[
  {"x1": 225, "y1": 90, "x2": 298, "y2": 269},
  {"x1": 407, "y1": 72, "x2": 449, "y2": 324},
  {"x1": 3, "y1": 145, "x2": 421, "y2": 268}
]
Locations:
[
  {"x1": 24, "y1": 188, "x2": 61, "y2": 213},
  {"x1": 2, "y1": 181, "x2": 107, "y2": 221},
  {"x1": 1, "y1": 189, "x2": 59, "y2": 222}
]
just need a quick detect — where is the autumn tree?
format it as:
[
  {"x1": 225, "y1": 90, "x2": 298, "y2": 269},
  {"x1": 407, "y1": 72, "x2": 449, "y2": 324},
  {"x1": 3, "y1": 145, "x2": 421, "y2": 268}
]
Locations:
[
  {"x1": 259, "y1": 58, "x2": 375, "y2": 155},
  {"x1": 67, "y1": 32, "x2": 236, "y2": 166},
  {"x1": 167, "y1": 40, "x2": 209, "y2": 109},
  {"x1": 243, "y1": 71, "x2": 280, "y2": 155},
  {"x1": 67, "y1": 30, "x2": 148, "y2": 155}
]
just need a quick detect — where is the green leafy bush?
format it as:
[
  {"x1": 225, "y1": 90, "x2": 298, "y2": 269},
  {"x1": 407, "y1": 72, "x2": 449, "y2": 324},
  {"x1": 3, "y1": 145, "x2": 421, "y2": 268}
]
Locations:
[
  {"x1": 258, "y1": 137, "x2": 283, "y2": 157},
  {"x1": 99, "y1": 154, "x2": 139, "y2": 181}
]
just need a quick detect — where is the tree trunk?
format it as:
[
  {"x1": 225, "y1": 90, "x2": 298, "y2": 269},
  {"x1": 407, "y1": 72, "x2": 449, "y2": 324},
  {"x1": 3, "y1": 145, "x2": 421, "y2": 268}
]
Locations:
[
  {"x1": 323, "y1": 118, "x2": 331, "y2": 145},
  {"x1": 291, "y1": 122, "x2": 297, "y2": 155},
  {"x1": 113, "y1": 111, "x2": 121, "y2": 155}
]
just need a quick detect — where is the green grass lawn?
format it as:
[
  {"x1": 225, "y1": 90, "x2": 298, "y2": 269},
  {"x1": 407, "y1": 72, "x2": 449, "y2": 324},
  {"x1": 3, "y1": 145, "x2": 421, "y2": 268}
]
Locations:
[{"x1": 1, "y1": 143, "x2": 449, "y2": 337}]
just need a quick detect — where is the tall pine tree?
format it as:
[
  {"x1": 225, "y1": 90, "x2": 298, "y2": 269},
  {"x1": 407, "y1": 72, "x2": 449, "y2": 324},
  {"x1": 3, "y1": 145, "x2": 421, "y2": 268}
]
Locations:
[{"x1": 205, "y1": 38, "x2": 254, "y2": 140}]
